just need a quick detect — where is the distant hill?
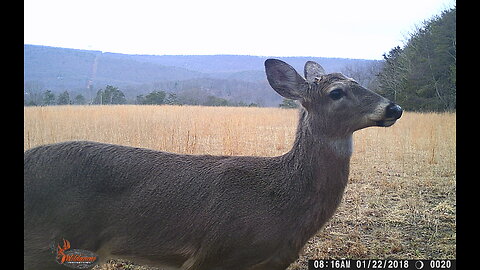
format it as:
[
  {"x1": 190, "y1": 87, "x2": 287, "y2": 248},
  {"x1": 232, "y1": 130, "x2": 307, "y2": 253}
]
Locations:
[{"x1": 24, "y1": 44, "x2": 380, "y2": 106}]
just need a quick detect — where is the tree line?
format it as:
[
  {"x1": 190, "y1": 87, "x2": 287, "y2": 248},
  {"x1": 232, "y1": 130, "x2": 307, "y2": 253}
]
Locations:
[
  {"x1": 275, "y1": 7, "x2": 456, "y2": 112},
  {"x1": 24, "y1": 7, "x2": 454, "y2": 111},
  {"x1": 375, "y1": 7, "x2": 456, "y2": 111},
  {"x1": 24, "y1": 85, "x2": 260, "y2": 107}
]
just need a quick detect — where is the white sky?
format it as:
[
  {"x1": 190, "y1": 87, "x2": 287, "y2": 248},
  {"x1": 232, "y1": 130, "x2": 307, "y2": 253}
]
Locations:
[{"x1": 24, "y1": 0, "x2": 455, "y2": 60}]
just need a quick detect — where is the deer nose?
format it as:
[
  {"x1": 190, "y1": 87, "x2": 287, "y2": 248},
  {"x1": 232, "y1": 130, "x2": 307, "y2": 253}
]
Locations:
[{"x1": 385, "y1": 103, "x2": 403, "y2": 119}]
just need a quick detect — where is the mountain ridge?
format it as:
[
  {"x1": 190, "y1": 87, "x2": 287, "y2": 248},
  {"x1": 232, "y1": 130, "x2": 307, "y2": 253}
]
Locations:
[{"x1": 24, "y1": 44, "x2": 380, "y2": 106}]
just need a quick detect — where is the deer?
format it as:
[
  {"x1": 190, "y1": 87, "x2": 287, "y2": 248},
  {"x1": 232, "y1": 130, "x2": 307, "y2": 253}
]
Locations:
[{"x1": 24, "y1": 59, "x2": 402, "y2": 270}]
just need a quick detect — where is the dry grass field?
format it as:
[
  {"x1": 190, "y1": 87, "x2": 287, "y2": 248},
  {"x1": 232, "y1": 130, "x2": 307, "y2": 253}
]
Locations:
[{"x1": 24, "y1": 105, "x2": 456, "y2": 269}]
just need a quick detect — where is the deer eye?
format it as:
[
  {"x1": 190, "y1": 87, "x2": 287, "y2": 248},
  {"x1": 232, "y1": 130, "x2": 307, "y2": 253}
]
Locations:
[{"x1": 329, "y1": 89, "x2": 345, "y2": 100}]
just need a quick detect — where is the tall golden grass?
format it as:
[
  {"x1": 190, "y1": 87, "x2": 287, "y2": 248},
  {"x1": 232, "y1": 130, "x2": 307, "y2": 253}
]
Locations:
[
  {"x1": 24, "y1": 105, "x2": 456, "y2": 268},
  {"x1": 24, "y1": 105, "x2": 298, "y2": 156}
]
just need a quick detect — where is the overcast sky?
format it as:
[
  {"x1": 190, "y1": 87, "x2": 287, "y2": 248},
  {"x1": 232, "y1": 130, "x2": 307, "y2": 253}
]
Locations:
[{"x1": 24, "y1": 0, "x2": 455, "y2": 60}]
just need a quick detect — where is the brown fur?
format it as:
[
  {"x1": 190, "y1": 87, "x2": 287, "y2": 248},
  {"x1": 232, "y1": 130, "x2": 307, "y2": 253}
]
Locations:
[{"x1": 24, "y1": 59, "x2": 402, "y2": 270}]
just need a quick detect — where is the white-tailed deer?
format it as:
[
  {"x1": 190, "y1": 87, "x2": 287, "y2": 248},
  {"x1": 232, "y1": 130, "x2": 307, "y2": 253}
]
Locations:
[{"x1": 24, "y1": 59, "x2": 402, "y2": 270}]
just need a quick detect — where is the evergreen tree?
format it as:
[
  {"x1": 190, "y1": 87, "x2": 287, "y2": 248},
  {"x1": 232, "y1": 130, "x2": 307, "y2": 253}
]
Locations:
[
  {"x1": 144, "y1": 90, "x2": 166, "y2": 105},
  {"x1": 93, "y1": 85, "x2": 126, "y2": 104},
  {"x1": 376, "y1": 7, "x2": 456, "y2": 111},
  {"x1": 42, "y1": 90, "x2": 56, "y2": 106},
  {"x1": 279, "y1": 98, "x2": 299, "y2": 109},
  {"x1": 57, "y1": 91, "x2": 70, "y2": 105},
  {"x1": 165, "y1": 93, "x2": 181, "y2": 105}
]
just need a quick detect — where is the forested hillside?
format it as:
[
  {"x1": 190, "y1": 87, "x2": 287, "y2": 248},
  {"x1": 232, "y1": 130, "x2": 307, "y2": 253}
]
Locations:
[
  {"x1": 376, "y1": 7, "x2": 456, "y2": 111},
  {"x1": 24, "y1": 45, "x2": 379, "y2": 107},
  {"x1": 25, "y1": 4, "x2": 455, "y2": 111}
]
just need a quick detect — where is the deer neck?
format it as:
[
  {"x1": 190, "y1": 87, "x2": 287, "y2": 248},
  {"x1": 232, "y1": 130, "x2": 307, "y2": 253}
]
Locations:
[
  {"x1": 279, "y1": 109, "x2": 352, "y2": 245},
  {"x1": 286, "y1": 109, "x2": 352, "y2": 164},
  {"x1": 282, "y1": 108, "x2": 352, "y2": 196}
]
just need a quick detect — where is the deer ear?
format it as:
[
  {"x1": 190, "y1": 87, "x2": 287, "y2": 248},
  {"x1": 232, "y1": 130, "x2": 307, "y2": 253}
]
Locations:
[
  {"x1": 265, "y1": 59, "x2": 307, "y2": 100},
  {"x1": 304, "y1": 61, "x2": 326, "y2": 82}
]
